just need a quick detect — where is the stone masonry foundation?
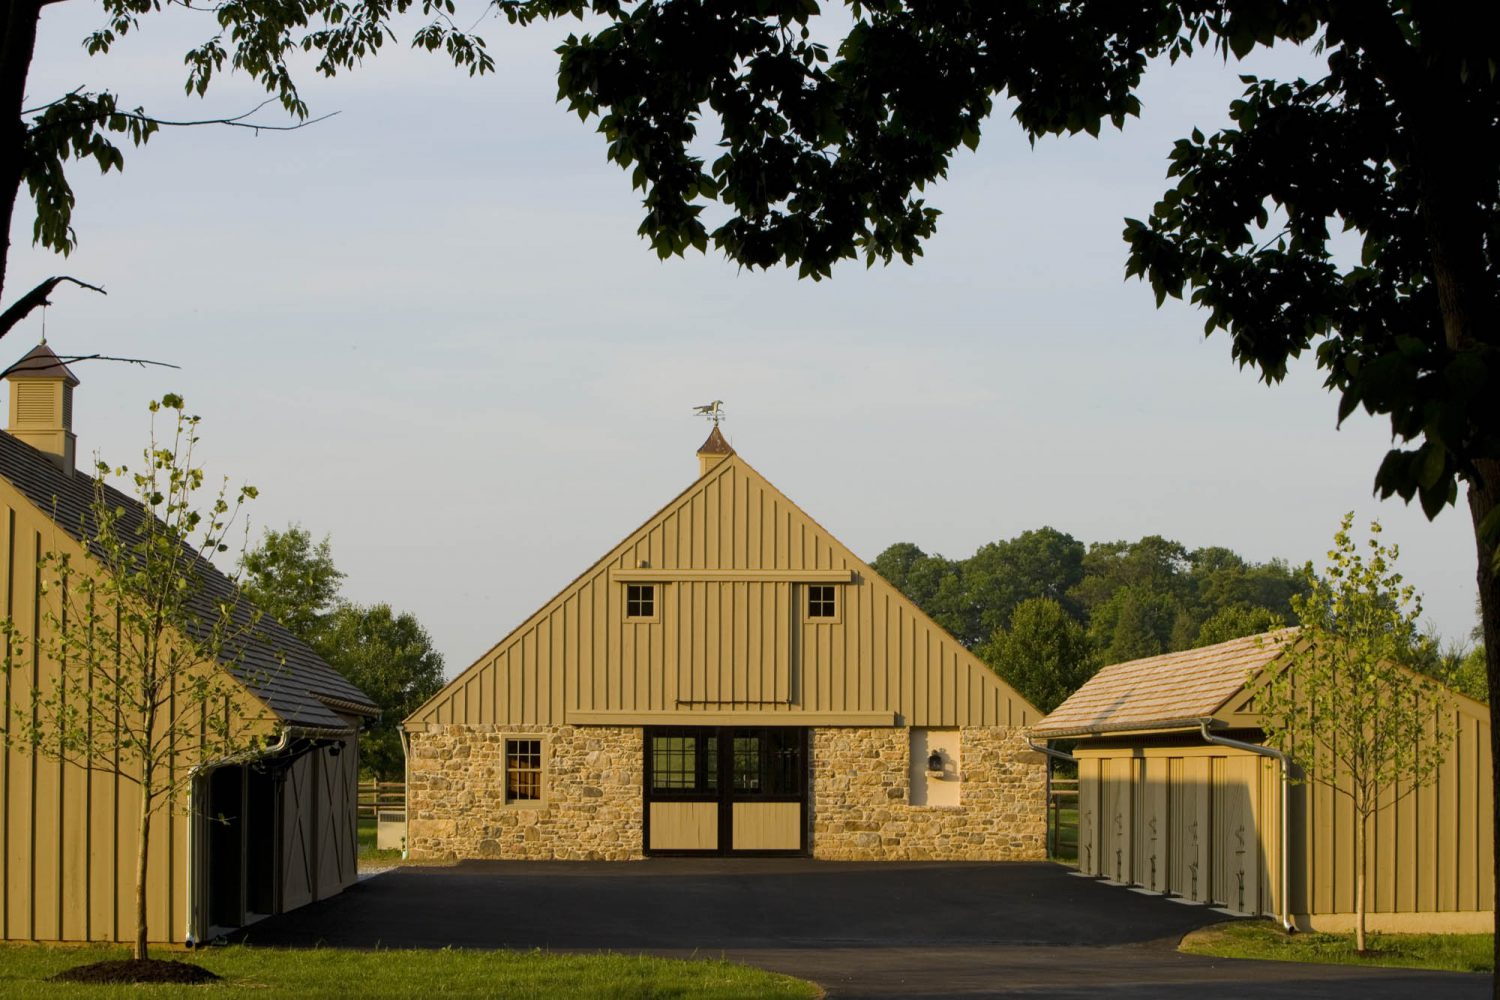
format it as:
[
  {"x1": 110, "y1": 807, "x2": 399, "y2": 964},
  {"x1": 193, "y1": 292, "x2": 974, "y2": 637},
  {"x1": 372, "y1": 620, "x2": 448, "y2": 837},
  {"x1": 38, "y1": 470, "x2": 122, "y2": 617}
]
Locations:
[
  {"x1": 407, "y1": 724, "x2": 642, "y2": 860},
  {"x1": 811, "y1": 727, "x2": 1047, "y2": 860},
  {"x1": 407, "y1": 724, "x2": 1045, "y2": 861}
]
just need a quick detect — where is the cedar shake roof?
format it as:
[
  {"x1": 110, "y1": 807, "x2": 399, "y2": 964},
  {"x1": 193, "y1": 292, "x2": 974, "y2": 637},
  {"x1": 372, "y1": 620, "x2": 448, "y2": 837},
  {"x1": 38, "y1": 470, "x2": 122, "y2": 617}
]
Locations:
[
  {"x1": 3, "y1": 343, "x2": 80, "y2": 386},
  {"x1": 1031, "y1": 627, "x2": 1299, "y2": 737},
  {"x1": 0, "y1": 431, "x2": 378, "y2": 732},
  {"x1": 697, "y1": 425, "x2": 733, "y2": 455}
]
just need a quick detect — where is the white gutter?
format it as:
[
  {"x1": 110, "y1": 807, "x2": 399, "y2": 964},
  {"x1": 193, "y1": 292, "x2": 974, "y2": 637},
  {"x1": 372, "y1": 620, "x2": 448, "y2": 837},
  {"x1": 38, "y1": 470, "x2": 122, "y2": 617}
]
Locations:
[
  {"x1": 184, "y1": 726, "x2": 297, "y2": 946},
  {"x1": 1198, "y1": 720, "x2": 1294, "y2": 932},
  {"x1": 1026, "y1": 735, "x2": 1075, "y2": 762}
]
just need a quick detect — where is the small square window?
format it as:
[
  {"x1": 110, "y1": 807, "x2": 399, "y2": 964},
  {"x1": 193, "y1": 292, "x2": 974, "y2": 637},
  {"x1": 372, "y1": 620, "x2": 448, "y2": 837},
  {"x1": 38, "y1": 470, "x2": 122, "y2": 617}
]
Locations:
[
  {"x1": 505, "y1": 738, "x2": 543, "y2": 803},
  {"x1": 807, "y1": 584, "x2": 837, "y2": 619},
  {"x1": 626, "y1": 584, "x2": 656, "y2": 619}
]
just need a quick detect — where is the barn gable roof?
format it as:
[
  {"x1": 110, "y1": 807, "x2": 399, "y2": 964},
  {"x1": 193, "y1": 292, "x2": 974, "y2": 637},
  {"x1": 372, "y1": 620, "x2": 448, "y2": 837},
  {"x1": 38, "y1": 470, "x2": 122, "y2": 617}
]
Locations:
[
  {"x1": 0, "y1": 431, "x2": 378, "y2": 733},
  {"x1": 407, "y1": 447, "x2": 1040, "y2": 729},
  {"x1": 1030, "y1": 628, "x2": 1300, "y2": 738}
]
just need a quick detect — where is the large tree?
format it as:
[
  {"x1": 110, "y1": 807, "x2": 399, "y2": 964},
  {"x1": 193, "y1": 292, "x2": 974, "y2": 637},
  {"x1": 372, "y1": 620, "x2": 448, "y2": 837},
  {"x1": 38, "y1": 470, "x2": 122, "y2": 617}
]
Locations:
[
  {"x1": 313, "y1": 602, "x2": 444, "y2": 779},
  {"x1": 510, "y1": 1, "x2": 1498, "y2": 961},
  {"x1": 242, "y1": 524, "x2": 345, "y2": 644},
  {"x1": 2, "y1": 0, "x2": 494, "y2": 337}
]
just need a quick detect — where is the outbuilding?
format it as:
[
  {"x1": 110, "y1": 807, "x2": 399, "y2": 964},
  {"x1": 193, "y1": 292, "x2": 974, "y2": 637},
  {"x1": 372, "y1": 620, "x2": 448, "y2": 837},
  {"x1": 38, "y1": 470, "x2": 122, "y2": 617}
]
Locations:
[
  {"x1": 1032, "y1": 629, "x2": 1493, "y2": 932},
  {"x1": 403, "y1": 428, "x2": 1047, "y2": 860},
  {"x1": 0, "y1": 343, "x2": 380, "y2": 945}
]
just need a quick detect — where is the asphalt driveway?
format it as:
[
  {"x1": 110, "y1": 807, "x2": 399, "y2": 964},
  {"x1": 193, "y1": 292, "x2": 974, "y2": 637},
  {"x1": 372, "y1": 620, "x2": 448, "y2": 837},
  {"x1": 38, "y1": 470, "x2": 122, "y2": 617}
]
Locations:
[{"x1": 232, "y1": 860, "x2": 1492, "y2": 999}]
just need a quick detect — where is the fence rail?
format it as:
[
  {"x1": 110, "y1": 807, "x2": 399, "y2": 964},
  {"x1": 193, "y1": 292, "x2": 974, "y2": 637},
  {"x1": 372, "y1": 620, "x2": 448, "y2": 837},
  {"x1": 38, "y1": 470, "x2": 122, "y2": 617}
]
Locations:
[
  {"x1": 1047, "y1": 774, "x2": 1079, "y2": 860},
  {"x1": 358, "y1": 780, "x2": 406, "y2": 819}
]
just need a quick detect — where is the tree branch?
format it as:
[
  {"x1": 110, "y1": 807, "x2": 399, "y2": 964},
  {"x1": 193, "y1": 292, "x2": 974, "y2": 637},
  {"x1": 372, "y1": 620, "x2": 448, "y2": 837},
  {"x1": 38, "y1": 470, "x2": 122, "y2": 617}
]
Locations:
[
  {"x1": 28, "y1": 97, "x2": 339, "y2": 137},
  {"x1": 0, "y1": 354, "x2": 182, "y2": 376},
  {"x1": 0, "y1": 276, "x2": 106, "y2": 340}
]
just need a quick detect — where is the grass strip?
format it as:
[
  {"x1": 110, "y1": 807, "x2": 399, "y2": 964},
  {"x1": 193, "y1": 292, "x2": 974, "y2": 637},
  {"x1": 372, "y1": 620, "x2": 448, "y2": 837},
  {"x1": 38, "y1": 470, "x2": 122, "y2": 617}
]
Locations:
[
  {"x1": 0, "y1": 944, "x2": 821, "y2": 999},
  {"x1": 1179, "y1": 919, "x2": 1493, "y2": 973}
]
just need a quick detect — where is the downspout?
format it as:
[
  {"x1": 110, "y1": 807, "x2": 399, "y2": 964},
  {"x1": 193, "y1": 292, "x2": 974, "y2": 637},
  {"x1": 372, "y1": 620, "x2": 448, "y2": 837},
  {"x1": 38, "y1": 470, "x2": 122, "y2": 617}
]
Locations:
[
  {"x1": 1198, "y1": 720, "x2": 1294, "y2": 933},
  {"x1": 184, "y1": 726, "x2": 293, "y2": 947},
  {"x1": 399, "y1": 728, "x2": 412, "y2": 860},
  {"x1": 1027, "y1": 737, "x2": 1075, "y2": 861}
]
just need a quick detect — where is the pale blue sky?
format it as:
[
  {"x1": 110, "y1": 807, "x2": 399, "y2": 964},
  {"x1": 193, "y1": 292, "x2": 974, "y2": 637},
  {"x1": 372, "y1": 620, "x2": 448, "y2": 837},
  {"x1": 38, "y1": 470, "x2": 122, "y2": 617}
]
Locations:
[{"x1": 12, "y1": 5, "x2": 1480, "y2": 674}]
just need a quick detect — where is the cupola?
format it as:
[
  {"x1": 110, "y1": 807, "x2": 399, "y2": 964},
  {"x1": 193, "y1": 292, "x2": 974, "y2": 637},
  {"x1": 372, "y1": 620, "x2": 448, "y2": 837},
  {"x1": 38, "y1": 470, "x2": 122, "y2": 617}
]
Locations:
[
  {"x1": 696, "y1": 424, "x2": 734, "y2": 477},
  {"x1": 5, "y1": 341, "x2": 80, "y2": 474}
]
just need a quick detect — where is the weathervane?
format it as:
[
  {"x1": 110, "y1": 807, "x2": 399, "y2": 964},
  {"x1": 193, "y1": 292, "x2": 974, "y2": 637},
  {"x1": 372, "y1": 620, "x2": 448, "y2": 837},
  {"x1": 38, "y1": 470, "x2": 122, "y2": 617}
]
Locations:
[{"x1": 693, "y1": 400, "x2": 726, "y2": 425}]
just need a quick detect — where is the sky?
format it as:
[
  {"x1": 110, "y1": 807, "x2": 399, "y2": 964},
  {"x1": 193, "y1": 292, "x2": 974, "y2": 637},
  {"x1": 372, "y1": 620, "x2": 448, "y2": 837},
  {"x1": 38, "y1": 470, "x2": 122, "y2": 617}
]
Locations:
[{"x1": 10, "y1": 5, "x2": 1481, "y2": 676}]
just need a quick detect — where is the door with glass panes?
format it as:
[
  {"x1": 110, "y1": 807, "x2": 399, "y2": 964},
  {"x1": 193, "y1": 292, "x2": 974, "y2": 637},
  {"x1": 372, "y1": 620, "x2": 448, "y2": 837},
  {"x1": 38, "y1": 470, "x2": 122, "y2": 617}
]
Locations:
[{"x1": 643, "y1": 727, "x2": 807, "y2": 855}]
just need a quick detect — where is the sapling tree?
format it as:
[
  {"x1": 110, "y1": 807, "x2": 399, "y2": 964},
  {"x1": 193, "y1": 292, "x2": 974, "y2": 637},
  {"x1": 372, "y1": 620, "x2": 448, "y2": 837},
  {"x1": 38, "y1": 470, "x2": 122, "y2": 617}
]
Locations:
[
  {"x1": 1, "y1": 395, "x2": 275, "y2": 961},
  {"x1": 1258, "y1": 514, "x2": 1452, "y2": 952}
]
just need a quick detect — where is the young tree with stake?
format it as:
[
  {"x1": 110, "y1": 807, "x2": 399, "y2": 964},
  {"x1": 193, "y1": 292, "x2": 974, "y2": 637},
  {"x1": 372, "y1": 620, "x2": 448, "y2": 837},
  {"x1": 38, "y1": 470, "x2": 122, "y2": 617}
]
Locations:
[{"x1": 1258, "y1": 514, "x2": 1453, "y2": 953}]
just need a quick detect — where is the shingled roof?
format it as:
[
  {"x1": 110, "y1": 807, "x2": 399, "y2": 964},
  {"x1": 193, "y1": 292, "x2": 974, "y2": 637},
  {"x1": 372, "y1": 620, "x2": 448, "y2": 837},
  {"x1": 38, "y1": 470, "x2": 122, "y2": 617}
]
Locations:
[
  {"x1": 1031, "y1": 628, "x2": 1299, "y2": 737},
  {"x1": 0, "y1": 431, "x2": 378, "y2": 733}
]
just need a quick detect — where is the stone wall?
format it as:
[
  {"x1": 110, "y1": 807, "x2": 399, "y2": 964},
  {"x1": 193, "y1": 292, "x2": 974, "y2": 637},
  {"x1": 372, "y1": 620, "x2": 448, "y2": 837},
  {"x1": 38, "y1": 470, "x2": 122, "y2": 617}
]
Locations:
[
  {"x1": 407, "y1": 723, "x2": 1045, "y2": 861},
  {"x1": 811, "y1": 727, "x2": 1047, "y2": 861},
  {"x1": 406, "y1": 724, "x2": 642, "y2": 861}
]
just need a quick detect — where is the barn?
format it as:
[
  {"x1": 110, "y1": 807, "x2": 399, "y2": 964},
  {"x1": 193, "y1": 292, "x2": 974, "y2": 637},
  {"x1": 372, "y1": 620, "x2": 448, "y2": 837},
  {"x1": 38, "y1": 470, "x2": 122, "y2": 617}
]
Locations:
[
  {"x1": 0, "y1": 343, "x2": 380, "y2": 944},
  {"x1": 1032, "y1": 629, "x2": 1494, "y2": 932},
  {"x1": 403, "y1": 428, "x2": 1047, "y2": 860}
]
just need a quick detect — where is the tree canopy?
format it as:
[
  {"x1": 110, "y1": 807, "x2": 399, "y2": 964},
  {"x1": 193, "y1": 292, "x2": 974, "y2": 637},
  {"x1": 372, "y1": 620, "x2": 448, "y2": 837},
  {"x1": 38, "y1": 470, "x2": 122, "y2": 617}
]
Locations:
[
  {"x1": 2, "y1": 0, "x2": 495, "y2": 337},
  {"x1": 314, "y1": 603, "x2": 446, "y2": 780},
  {"x1": 241, "y1": 525, "x2": 345, "y2": 644},
  {"x1": 872, "y1": 527, "x2": 1305, "y2": 710},
  {"x1": 241, "y1": 524, "x2": 444, "y2": 777}
]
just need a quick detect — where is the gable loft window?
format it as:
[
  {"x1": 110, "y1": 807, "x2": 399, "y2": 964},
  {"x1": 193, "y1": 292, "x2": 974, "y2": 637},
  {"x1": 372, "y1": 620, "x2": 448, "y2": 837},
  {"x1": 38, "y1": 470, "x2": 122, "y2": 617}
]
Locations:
[
  {"x1": 505, "y1": 738, "x2": 543, "y2": 803},
  {"x1": 807, "y1": 584, "x2": 837, "y2": 620},
  {"x1": 626, "y1": 583, "x2": 656, "y2": 620}
]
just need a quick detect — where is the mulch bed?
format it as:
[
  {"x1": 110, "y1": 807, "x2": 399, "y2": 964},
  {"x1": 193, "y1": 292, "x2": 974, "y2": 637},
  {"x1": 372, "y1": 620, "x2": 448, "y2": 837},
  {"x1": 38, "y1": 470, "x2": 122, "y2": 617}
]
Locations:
[{"x1": 49, "y1": 958, "x2": 221, "y2": 984}]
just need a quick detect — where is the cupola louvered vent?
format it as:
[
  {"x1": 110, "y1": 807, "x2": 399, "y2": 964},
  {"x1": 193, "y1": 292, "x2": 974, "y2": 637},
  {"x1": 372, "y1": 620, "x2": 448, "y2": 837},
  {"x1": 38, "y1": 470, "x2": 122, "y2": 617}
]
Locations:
[{"x1": 14, "y1": 381, "x2": 55, "y2": 425}]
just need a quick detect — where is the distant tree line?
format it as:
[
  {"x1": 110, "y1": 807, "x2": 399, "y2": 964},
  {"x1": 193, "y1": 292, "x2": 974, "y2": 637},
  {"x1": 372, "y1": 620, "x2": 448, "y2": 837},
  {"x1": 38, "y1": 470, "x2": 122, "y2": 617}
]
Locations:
[
  {"x1": 871, "y1": 527, "x2": 1484, "y2": 712},
  {"x1": 241, "y1": 526, "x2": 445, "y2": 779}
]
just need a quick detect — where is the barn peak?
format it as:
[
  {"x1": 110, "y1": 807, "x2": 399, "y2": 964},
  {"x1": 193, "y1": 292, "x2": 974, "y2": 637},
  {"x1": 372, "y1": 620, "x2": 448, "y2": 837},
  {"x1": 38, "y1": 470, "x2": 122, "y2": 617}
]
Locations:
[{"x1": 696, "y1": 424, "x2": 734, "y2": 476}]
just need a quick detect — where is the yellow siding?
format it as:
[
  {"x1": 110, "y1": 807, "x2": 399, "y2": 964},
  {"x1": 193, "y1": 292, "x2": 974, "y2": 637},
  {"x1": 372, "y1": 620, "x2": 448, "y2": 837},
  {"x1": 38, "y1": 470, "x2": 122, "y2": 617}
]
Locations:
[
  {"x1": 1075, "y1": 702, "x2": 1490, "y2": 929},
  {"x1": 408, "y1": 456, "x2": 1036, "y2": 729},
  {"x1": 0, "y1": 479, "x2": 286, "y2": 943},
  {"x1": 0, "y1": 488, "x2": 195, "y2": 942}
]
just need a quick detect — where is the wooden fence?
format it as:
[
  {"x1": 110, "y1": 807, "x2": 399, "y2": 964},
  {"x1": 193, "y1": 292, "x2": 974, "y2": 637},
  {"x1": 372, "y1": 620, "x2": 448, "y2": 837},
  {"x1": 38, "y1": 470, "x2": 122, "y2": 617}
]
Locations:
[
  {"x1": 359, "y1": 780, "x2": 406, "y2": 819},
  {"x1": 1048, "y1": 774, "x2": 1078, "y2": 861}
]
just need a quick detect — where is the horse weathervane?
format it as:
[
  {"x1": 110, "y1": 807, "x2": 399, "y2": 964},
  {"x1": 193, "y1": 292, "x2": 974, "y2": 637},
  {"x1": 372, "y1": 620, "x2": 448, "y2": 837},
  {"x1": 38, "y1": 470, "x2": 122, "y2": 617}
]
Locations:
[{"x1": 693, "y1": 400, "x2": 726, "y2": 425}]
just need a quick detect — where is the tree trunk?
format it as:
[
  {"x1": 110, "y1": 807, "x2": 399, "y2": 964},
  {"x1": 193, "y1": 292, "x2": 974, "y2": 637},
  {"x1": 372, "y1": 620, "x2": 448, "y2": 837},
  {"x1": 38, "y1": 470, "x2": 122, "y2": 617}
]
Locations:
[
  {"x1": 1468, "y1": 463, "x2": 1500, "y2": 993},
  {"x1": 0, "y1": 0, "x2": 44, "y2": 313},
  {"x1": 1354, "y1": 804, "x2": 1367, "y2": 953},
  {"x1": 134, "y1": 791, "x2": 151, "y2": 961}
]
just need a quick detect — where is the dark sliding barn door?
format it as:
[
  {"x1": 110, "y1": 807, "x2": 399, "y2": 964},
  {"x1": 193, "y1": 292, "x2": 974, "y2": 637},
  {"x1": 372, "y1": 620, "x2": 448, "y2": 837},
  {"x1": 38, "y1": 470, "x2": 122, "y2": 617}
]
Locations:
[{"x1": 643, "y1": 727, "x2": 808, "y2": 856}]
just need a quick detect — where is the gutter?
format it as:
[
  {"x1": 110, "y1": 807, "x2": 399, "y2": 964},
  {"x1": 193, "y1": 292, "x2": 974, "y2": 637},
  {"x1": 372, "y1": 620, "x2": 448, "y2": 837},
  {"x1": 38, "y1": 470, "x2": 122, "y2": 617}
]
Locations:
[
  {"x1": 185, "y1": 724, "x2": 347, "y2": 945},
  {"x1": 1026, "y1": 735, "x2": 1075, "y2": 762},
  {"x1": 1198, "y1": 720, "x2": 1294, "y2": 933}
]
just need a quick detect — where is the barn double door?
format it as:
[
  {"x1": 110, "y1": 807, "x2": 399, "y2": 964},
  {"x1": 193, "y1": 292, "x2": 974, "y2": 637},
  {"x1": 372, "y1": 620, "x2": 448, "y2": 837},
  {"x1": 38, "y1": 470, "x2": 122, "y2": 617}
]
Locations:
[{"x1": 643, "y1": 727, "x2": 808, "y2": 856}]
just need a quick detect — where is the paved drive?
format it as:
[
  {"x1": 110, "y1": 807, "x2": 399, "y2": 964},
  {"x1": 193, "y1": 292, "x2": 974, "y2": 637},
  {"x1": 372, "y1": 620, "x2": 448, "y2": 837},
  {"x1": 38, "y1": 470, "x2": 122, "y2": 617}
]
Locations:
[{"x1": 234, "y1": 860, "x2": 1491, "y2": 998}]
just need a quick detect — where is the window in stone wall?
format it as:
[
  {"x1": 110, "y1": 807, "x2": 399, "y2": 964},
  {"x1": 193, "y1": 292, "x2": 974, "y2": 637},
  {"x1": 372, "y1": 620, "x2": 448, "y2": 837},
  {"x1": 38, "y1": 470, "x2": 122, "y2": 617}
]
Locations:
[{"x1": 505, "y1": 738, "x2": 544, "y2": 803}]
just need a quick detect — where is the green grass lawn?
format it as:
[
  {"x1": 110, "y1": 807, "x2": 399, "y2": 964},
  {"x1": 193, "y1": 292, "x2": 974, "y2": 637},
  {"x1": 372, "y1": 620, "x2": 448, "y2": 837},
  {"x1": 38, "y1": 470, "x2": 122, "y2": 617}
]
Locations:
[
  {"x1": 0, "y1": 945, "x2": 821, "y2": 999},
  {"x1": 1179, "y1": 919, "x2": 1494, "y2": 973}
]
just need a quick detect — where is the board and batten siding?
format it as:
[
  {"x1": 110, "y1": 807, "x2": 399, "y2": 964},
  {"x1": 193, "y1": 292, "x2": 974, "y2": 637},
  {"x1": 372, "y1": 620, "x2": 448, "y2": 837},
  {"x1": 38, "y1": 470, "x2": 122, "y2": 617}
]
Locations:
[
  {"x1": 1073, "y1": 690, "x2": 1493, "y2": 932},
  {"x1": 0, "y1": 483, "x2": 204, "y2": 943},
  {"x1": 408, "y1": 456, "x2": 1036, "y2": 729},
  {"x1": 0, "y1": 476, "x2": 354, "y2": 943}
]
